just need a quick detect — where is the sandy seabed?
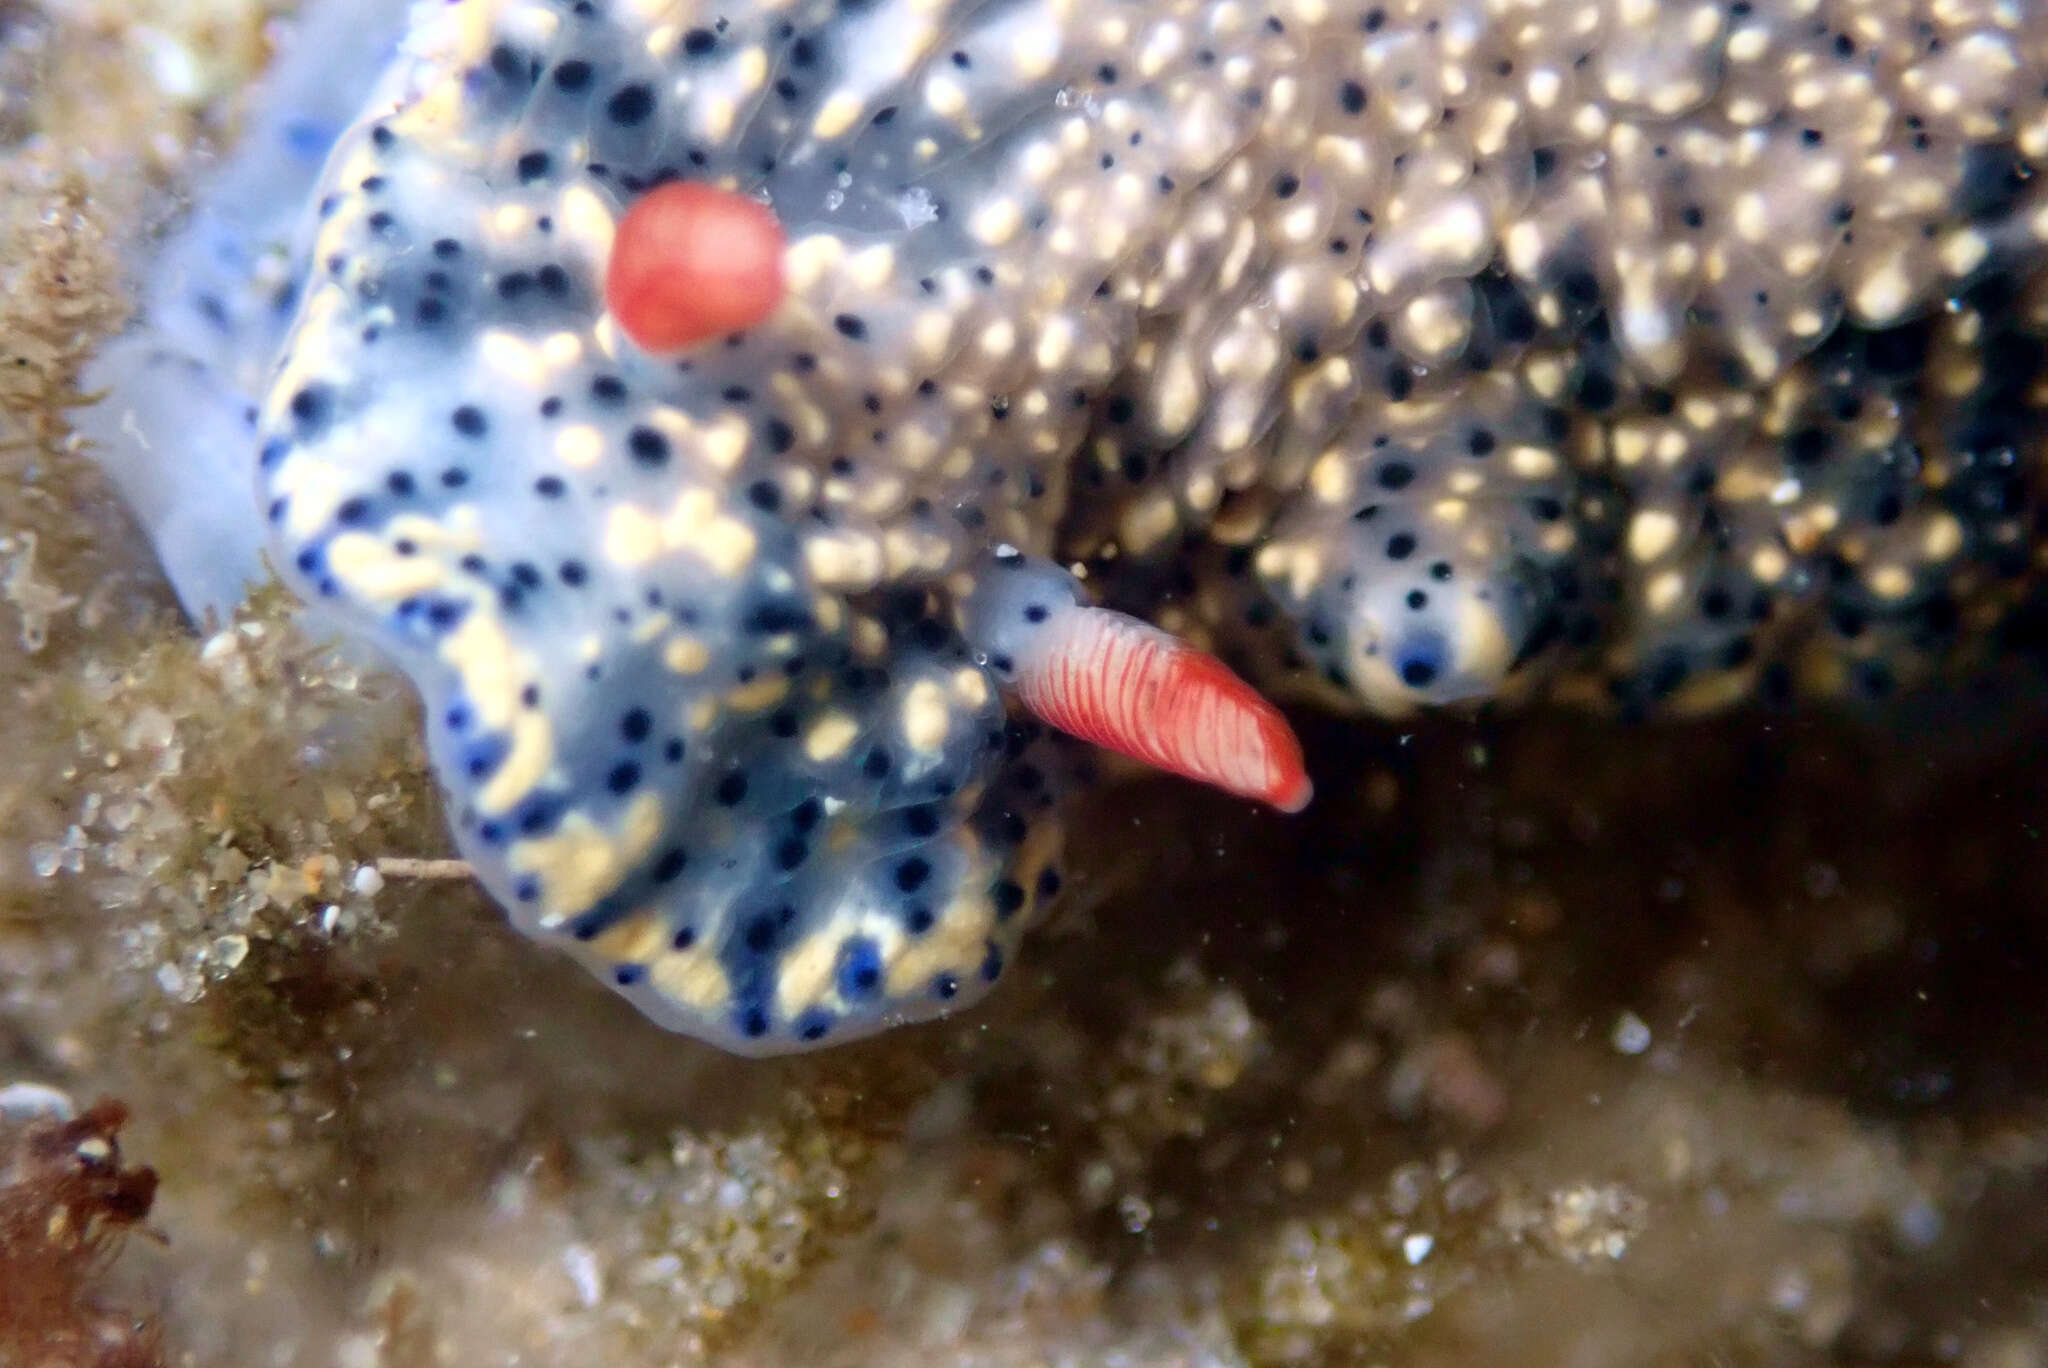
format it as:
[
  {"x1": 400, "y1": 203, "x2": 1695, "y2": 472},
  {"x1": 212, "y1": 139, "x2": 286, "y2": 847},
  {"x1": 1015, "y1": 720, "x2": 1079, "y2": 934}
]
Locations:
[{"x1": 1, "y1": 3, "x2": 2046, "y2": 1365}]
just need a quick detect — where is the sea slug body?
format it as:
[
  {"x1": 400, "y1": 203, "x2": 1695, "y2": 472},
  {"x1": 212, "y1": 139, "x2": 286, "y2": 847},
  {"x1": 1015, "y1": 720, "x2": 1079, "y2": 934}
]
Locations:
[{"x1": 83, "y1": 0, "x2": 2048, "y2": 1051}]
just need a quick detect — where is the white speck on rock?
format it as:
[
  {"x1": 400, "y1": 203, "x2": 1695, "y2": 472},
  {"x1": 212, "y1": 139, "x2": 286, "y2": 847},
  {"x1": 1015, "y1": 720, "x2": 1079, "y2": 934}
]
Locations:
[
  {"x1": 1611, "y1": 1011, "x2": 1652, "y2": 1056},
  {"x1": 0, "y1": 1081, "x2": 77, "y2": 1123},
  {"x1": 563, "y1": 1243, "x2": 604, "y2": 1308}
]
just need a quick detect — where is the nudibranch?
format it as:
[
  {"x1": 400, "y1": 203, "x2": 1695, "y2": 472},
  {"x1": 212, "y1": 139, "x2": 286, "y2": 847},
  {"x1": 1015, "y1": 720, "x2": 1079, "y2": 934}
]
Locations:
[{"x1": 82, "y1": 0, "x2": 2048, "y2": 1051}]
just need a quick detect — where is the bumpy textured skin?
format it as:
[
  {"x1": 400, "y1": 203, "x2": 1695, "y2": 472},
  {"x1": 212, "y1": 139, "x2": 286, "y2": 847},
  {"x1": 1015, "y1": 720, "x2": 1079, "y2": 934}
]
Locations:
[{"x1": 91, "y1": 0, "x2": 2048, "y2": 1050}]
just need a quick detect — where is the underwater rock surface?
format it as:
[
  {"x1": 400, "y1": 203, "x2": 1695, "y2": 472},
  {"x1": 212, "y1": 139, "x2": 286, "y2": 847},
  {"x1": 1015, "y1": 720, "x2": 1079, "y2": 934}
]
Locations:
[{"x1": 0, "y1": 1, "x2": 2044, "y2": 1365}]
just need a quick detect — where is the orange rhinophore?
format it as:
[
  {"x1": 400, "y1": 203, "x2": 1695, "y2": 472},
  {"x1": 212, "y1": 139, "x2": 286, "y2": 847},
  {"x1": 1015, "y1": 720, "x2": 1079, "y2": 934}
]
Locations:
[
  {"x1": 605, "y1": 181, "x2": 787, "y2": 353},
  {"x1": 1014, "y1": 603, "x2": 1312, "y2": 814}
]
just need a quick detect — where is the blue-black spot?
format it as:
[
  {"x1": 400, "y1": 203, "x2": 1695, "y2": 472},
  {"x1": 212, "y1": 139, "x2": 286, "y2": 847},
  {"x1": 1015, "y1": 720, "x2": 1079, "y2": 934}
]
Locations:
[
  {"x1": 289, "y1": 385, "x2": 330, "y2": 430},
  {"x1": 606, "y1": 83, "x2": 656, "y2": 125},
  {"x1": 979, "y1": 942, "x2": 1003, "y2": 982},
  {"x1": 744, "y1": 914, "x2": 778, "y2": 953},
  {"x1": 682, "y1": 27, "x2": 717, "y2": 55},
  {"x1": 902, "y1": 804, "x2": 940, "y2": 837},
  {"x1": 1385, "y1": 532, "x2": 1416, "y2": 560},
  {"x1": 833, "y1": 314, "x2": 868, "y2": 340},
  {"x1": 621, "y1": 707, "x2": 652, "y2": 742},
  {"x1": 628, "y1": 427, "x2": 669, "y2": 466},
  {"x1": 553, "y1": 59, "x2": 592, "y2": 90},
  {"x1": 451, "y1": 406, "x2": 487, "y2": 437},
  {"x1": 905, "y1": 904, "x2": 934, "y2": 934},
  {"x1": 1787, "y1": 425, "x2": 1831, "y2": 464},
  {"x1": 894, "y1": 857, "x2": 931, "y2": 892},
  {"x1": 516, "y1": 793, "x2": 565, "y2": 836},
  {"x1": 796, "y1": 1012, "x2": 832, "y2": 1042},
  {"x1": 1037, "y1": 867, "x2": 1062, "y2": 899},
  {"x1": 652, "y1": 847, "x2": 689, "y2": 883},
  {"x1": 462, "y1": 734, "x2": 510, "y2": 781},
  {"x1": 774, "y1": 837, "x2": 808, "y2": 870},
  {"x1": 1958, "y1": 142, "x2": 2031, "y2": 222},
  {"x1": 335, "y1": 497, "x2": 372, "y2": 526},
  {"x1": 672, "y1": 924, "x2": 697, "y2": 949},
  {"x1": 933, "y1": 974, "x2": 958, "y2": 1000},
  {"x1": 425, "y1": 599, "x2": 467, "y2": 631},
  {"x1": 559, "y1": 560, "x2": 588, "y2": 587},
  {"x1": 739, "y1": 1007, "x2": 769, "y2": 1038},
  {"x1": 835, "y1": 937, "x2": 883, "y2": 999},
  {"x1": 614, "y1": 964, "x2": 646, "y2": 986},
  {"x1": 991, "y1": 880, "x2": 1025, "y2": 919},
  {"x1": 489, "y1": 42, "x2": 533, "y2": 84},
  {"x1": 1397, "y1": 637, "x2": 1444, "y2": 688},
  {"x1": 716, "y1": 771, "x2": 749, "y2": 805},
  {"x1": 745, "y1": 602, "x2": 811, "y2": 634},
  {"x1": 516, "y1": 150, "x2": 551, "y2": 183},
  {"x1": 535, "y1": 475, "x2": 566, "y2": 498},
  {"x1": 606, "y1": 761, "x2": 641, "y2": 794},
  {"x1": 1578, "y1": 368, "x2": 1617, "y2": 410}
]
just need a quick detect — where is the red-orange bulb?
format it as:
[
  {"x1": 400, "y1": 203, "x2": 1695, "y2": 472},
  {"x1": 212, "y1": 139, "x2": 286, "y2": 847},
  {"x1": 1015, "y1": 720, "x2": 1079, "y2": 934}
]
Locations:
[
  {"x1": 1013, "y1": 605, "x2": 1313, "y2": 814},
  {"x1": 605, "y1": 182, "x2": 787, "y2": 353}
]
